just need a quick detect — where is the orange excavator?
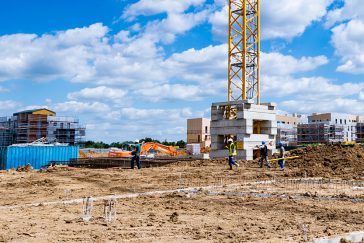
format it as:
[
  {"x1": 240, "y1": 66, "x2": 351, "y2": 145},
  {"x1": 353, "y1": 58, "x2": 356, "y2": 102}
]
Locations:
[{"x1": 108, "y1": 142, "x2": 178, "y2": 158}]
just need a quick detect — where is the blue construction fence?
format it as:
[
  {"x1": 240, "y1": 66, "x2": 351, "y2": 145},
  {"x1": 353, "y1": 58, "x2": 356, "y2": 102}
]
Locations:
[{"x1": 0, "y1": 146, "x2": 79, "y2": 170}]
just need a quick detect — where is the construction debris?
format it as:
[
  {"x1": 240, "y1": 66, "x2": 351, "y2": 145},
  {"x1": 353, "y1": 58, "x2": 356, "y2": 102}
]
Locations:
[{"x1": 16, "y1": 164, "x2": 33, "y2": 172}]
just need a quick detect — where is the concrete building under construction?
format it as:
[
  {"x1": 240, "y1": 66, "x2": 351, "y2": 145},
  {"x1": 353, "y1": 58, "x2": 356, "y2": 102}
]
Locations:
[
  {"x1": 0, "y1": 108, "x2": 85, "y2": 146},
  {"x1": 297, "y1": 113, "x2": 361, "y2": 144},
  {"x1": 187, "y1": 118, "x2": 211, "y2": 148},
  {"x1": 210, "y1": 101, "x2": 277, "y2": 160},
  {"x1": 276, "y1": 114, "x2": 306, "y2": 147}
]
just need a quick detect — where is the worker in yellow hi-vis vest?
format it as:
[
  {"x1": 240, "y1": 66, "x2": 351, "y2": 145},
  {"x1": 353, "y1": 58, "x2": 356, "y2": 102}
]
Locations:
[{"x1": 226, "y1": 138, "x2": 239, "y2": 170}]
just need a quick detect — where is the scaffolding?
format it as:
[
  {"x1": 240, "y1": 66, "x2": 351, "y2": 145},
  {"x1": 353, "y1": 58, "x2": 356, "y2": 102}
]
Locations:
[
  {"x1": 356, "y1": 123, "x2": 364, "y2": 143},
  {"x1": 276, "y1": 125, "x2": 297, "y2": 146},
  {"x1": 47, "y1": 116, "x2": 86, "y2": 145},
  {"x1": 15, "y1": 114, "x2": 48, "y2": 143},
  {"x1": 0, "y1": 117, "x2": 14, "y2": 146},
  {"x1": 297, "y1": 124, "x2": 344, "y2": 144},
  {"x1": 0, "y1": 112, "x2": 85, "y2": 146}
]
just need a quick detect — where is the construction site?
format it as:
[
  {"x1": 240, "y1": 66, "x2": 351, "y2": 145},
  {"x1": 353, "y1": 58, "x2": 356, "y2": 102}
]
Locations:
[
  {"x1": 0, "y1": 145, "x2": 364, "y2": 242},
  {"x1": 0, "y1": 1, "x2": 363, "y2": 243}
]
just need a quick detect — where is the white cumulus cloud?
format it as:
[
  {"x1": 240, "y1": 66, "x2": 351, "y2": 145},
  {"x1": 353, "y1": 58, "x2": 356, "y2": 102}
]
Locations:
[
  {"x1": 326, "y1": 0, "x2": 364, "y2": 74},
  {"x1": 281, "y1": 98, "x2": 364, "y2": 115},
  {"x1": 122, "y1": 0, "x2": 206, "y2": 19},
  {"x1": 208, "y1": 0, "x2": 333, "y2": 40},
  {"x1": 261, "y1": 52, "x2": 328, "y2": 76},
  {"x1": 331, "y1": 19, "x2": 364, "y2": 74},
  {"x1": 68, "y1": 86, "x2": 127, "y2": 103},
  {"x1": 54, "y1": 101, "x2": 111, "y2": 114},
  {"x1": 0, "y1": 100, "x2": 20, "y2": 111}
]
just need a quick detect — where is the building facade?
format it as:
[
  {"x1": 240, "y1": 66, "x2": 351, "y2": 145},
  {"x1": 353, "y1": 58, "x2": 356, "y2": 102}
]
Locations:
[
  {"x1": 0, "y1": 117, "x2": 13, "y2": 146},
  {"x1": 308, "y1": 113, "x2": 357, "y2": 141},
  {"x1": 297, "y1": 113, "x2": 361, "y2": 144},
  {"x1": 357, "y1": 123, "x2": 364, "y2": 143},
  {"x1": 276, "y1": 114, "x2": 301, "y2": 146},
  {"x1": 187, "y1": 118, "x2": 211, "y2": 148},
  {"x1": 0, "y1": 108, "x2": 85, "y2": 146},
  {"x1": 297, "y1": 124, "x2": 345, "y2": 144},
  {"x1": 210, "y1": 101, "x2": 277, "y2": 160}
]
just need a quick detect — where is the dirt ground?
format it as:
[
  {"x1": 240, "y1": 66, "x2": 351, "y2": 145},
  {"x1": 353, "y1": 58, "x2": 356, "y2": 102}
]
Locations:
[
  {"x1": 0, "y1": 152, "x2": 363, "y2": 242},
  {"x1": 286, "y1": 144, "x2": 364, "y2": 179}
]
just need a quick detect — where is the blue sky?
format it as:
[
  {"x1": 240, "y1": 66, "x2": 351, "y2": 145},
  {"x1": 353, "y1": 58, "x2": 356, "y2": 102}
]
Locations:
[{"x1": 0, "y1": 0, "x2": 363, "y2": 142}]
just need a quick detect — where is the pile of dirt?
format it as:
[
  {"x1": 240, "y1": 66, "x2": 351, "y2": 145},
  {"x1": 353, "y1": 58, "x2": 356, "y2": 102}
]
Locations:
[
  {"x1": 16, "y1": 164, "x2": 33, "y2": 172},
  {"x1": 286, "y1": 144, "x2": 364, "y2": 179}
]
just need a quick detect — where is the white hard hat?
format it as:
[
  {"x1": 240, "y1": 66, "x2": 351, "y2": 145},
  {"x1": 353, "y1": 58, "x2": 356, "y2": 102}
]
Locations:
[
  {"x1": 228, "y1": 138, "x2": 233, "y2": 143},
  {"x1": 134, "y1": 139, "x2": 139, "y2": 143}
]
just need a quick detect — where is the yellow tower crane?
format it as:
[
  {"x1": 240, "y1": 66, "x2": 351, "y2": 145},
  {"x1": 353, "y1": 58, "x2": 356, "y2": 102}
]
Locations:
[{"x1": 228, "y1": 0, "x2": 260, "y2": 104}]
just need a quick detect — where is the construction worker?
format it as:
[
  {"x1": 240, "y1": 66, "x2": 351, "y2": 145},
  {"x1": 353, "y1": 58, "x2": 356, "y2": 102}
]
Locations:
[
  {"x1": 226, "y1": 138, "x2": 239, "y2": 170},
  {"x1": 278, "y1": 142, "x2": 285, "y2": 171},
  {"x1": 130, "y1": 139, "x2": 143, "y2": 169},
  {"x1": 258, "y1": 141, "x2": 271, "y2": 168}
]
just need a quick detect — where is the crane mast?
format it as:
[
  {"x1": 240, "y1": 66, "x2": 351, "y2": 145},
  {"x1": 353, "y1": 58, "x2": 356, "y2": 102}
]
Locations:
[
  {"x1": 228, "y1": 0, "x2": 260, "y2": 104},
  {"x1": 210, "y1": 0, "x2": 276, "y2": 161}
]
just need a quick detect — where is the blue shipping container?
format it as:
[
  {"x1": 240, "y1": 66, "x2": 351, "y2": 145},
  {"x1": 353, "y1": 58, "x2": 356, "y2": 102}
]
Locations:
[{"x1": 0, "y1": 146, "x2": 79, "y2": 170}]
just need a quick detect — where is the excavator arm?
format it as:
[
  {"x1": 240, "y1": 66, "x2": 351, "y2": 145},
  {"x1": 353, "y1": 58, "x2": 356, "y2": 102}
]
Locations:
[
  {"x1": 140, "y1": 142, "x2": 177, "y2": 156},
  {"x1": 108, "y1": 142, "x2": 177, "y2": 157}
]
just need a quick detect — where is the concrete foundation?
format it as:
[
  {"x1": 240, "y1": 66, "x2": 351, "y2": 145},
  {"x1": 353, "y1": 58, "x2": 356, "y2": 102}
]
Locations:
[{"x1": 210, "y1": 100, "x2": 277, "y2": 160}]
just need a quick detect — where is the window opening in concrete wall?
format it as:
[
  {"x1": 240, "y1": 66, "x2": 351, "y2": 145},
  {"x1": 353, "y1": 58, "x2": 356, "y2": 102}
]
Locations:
[
  {"x1": 253, "y1": 120, "x2": 262, "y2": 134},
  {"x1": 216, "y1": 135, "x2": 237, "y2": 150},
  {"x1": 253, "y1": 149, "x2": 260, "y2": 160},
  {"x1": 253, "y1": 120, "x2": 270, "y2": 135}
]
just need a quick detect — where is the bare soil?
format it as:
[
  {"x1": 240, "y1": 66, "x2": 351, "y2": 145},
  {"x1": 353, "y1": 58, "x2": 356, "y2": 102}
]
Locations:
[
  {"x1": 0, "y1": 147, "x2": 363, "y2": 242},
  {"x1": 286, "y1": 144, "x2": 364, "y2": 179}
]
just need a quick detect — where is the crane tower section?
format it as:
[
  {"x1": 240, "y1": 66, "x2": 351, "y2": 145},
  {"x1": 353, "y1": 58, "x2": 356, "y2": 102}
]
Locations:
[{"x1": 228, "y1": 0, "x2": 260, "y2": 104}]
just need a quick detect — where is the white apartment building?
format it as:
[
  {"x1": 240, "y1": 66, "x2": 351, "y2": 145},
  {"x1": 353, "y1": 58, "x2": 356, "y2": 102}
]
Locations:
[{"x1": 308, "y1": 113, "x2": 357, "y2": 142}]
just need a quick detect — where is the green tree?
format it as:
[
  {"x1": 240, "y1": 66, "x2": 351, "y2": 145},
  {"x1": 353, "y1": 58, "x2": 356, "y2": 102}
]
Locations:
[
  {"x1": 109, "y1": 142, "x2": 123, "y2": 148},
  {"x1": 176, "y1": 140, "x2": 186, "y2": 148}
]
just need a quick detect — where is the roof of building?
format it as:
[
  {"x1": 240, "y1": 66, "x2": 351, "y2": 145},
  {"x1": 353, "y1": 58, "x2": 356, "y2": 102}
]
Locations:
[{"x1": 13, "y1": 108, "x2": 56, "y2": 116}]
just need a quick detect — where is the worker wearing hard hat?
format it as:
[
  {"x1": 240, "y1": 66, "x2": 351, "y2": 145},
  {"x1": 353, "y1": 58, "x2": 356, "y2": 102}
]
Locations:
[
  {"x1": 258, "y1": 141, "x2": 271, "y2": 168},
  {"x1": 131, "y1": 139, "x2": 143, "y2": 169},
  {"x1": 226, "y1": 138, "x2": 239, "y2": 170},
  {"x1": 278, "y1": 142, "x2": 285, "y2": 171}
]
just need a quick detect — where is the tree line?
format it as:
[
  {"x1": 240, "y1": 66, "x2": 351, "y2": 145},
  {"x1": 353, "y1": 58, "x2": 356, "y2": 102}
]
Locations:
[{"x1": 82, "y1": 137, "x2": 186, "y2": 149}]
